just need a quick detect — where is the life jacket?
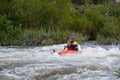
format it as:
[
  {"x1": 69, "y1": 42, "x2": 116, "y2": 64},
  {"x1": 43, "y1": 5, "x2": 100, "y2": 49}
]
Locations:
[{"x1": 67, "y1": 41, "x2": 78, "y2": 51}]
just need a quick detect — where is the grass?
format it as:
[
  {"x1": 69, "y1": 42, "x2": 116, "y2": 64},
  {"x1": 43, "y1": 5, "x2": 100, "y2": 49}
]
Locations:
[{"x1": 0, "y1": 28, "x2": 87, "y2": 46}]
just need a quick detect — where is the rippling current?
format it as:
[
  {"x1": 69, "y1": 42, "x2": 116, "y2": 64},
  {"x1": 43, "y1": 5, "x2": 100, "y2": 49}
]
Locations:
[{"x1": 0, "y1": 43, "x2": 120, "y2": 80}]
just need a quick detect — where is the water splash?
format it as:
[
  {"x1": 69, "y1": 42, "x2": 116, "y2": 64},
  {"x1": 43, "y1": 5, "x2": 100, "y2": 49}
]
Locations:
[{"x1": 0, "y1": 44, "x2": 120, "y2": 80}]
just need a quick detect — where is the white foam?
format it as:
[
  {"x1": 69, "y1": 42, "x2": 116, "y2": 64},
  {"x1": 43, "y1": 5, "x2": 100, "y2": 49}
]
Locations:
[{"x1": 0, "y1": 44, "x2": 120, "y2": 80}]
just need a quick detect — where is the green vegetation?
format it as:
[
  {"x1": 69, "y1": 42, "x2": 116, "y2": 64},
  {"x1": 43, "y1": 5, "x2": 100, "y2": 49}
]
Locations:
[{"x1": 0, "y1": 0, "x2": 120, "y2": 46}]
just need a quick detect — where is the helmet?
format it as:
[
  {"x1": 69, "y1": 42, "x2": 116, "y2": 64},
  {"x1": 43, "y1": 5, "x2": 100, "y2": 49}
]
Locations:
[{"x1": 68, "y1": 36, "x2": 74, "y2": 39}]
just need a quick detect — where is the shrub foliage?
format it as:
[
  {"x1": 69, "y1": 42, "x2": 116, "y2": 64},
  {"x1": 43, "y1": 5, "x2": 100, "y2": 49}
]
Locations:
[{"x1": 0, "y1": 0, "x2": 120, "y2": 45}]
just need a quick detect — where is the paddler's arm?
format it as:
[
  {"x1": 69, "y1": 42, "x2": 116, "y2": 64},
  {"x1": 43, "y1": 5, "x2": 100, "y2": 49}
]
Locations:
[
  {"x1": 63, "y1": 40, "x2": 72, "y2": 51},
  {"x1": 63, "y1": 42, "x2": 71, "y2": 51}
]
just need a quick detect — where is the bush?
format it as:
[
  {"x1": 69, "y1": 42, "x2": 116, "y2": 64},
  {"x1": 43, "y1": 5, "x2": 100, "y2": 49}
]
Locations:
[
  {"x1": 0, "y1": 14, "x2": 13, "y2": 40},
  {"x1": 0, "y1": 14, "x2": 22, "y2": 42},
  {"x1": 97, "y1": 20, "x2": 120, "y2": 44},
  {"x1": 18, "y1": 28, "x2": 86, "y2": 46},
  {"x1": 0, "y1": 0, "x2": 120, "y2": 45},
  {"x1": 83, "y1": 9, "x2": 105, "y2": 40},
  {"x1": 107, "y1": 3, "x2": 120, "y2": 17},
  {"x1": 72, "y1": 0, "x2": 112, "y2": 5}
]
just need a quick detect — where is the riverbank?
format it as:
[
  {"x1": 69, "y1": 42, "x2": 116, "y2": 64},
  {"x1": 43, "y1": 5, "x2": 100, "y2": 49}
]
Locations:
[
  {"x1": 0, "y1": 28, "x2": 87, "y2": 46},
  {"x1": 0, "y1": 1, "x2": 120, "y2": 46},
  {"x1": 0, "y1": 28, "x2": 119, "y2": 46}
]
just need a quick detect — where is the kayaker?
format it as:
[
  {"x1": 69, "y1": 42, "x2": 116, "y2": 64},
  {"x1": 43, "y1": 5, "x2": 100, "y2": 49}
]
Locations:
[{"x1": 63, "y1": 36, "x2": 78, "y2": 51}]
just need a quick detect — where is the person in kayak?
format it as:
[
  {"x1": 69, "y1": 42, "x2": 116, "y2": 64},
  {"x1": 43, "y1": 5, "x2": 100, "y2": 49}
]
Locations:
[{"x1": 63, "y1": 36, "x2": 78, "y2": 51}]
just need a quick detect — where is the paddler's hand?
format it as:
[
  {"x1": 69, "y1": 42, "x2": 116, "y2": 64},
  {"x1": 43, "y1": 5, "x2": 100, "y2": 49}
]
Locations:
[{"x1": 63, "y1": 46, "x2": 67, "y2": 51}]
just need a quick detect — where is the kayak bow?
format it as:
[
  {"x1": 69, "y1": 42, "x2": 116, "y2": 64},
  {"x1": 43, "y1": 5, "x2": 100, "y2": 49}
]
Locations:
[{"x1": 58, "y1": 50, "x2": 78, "y2": 55}]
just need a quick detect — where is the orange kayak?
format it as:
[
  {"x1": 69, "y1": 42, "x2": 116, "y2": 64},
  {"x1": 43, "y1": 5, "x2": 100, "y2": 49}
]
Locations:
[{"x1": 58, "y1": 50, "x2": 79, "y2": 55}]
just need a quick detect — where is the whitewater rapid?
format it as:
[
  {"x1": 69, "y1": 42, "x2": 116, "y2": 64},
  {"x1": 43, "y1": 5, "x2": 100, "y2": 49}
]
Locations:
[{"x1": 0, "y1": 44, "x2": 120, "y2": 80}]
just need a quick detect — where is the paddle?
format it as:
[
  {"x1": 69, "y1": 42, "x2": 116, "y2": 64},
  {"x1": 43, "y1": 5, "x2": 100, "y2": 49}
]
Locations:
[
  {"x1": 50, "y1": 49, "x2": 56, "y2": 54},
  {"x1": 52, "y1": 46, "x2": 65, "y2": 53},
  {"x1": 51, "y1": 48, "x2": 65, "y2": 54},
  {"x1": 53, "y1": 49, "x2": 56, "y2": 52}
]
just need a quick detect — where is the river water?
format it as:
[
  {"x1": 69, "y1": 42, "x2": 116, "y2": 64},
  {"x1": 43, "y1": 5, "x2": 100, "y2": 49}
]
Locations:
[{"x1": 0, "y1": 43, "x2": 120, "y2": 80}]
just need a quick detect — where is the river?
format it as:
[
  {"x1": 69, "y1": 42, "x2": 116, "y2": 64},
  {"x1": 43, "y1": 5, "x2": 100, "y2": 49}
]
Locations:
[{"x1": 0, "y1": 43, "x2": 120, "y2": 80}]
